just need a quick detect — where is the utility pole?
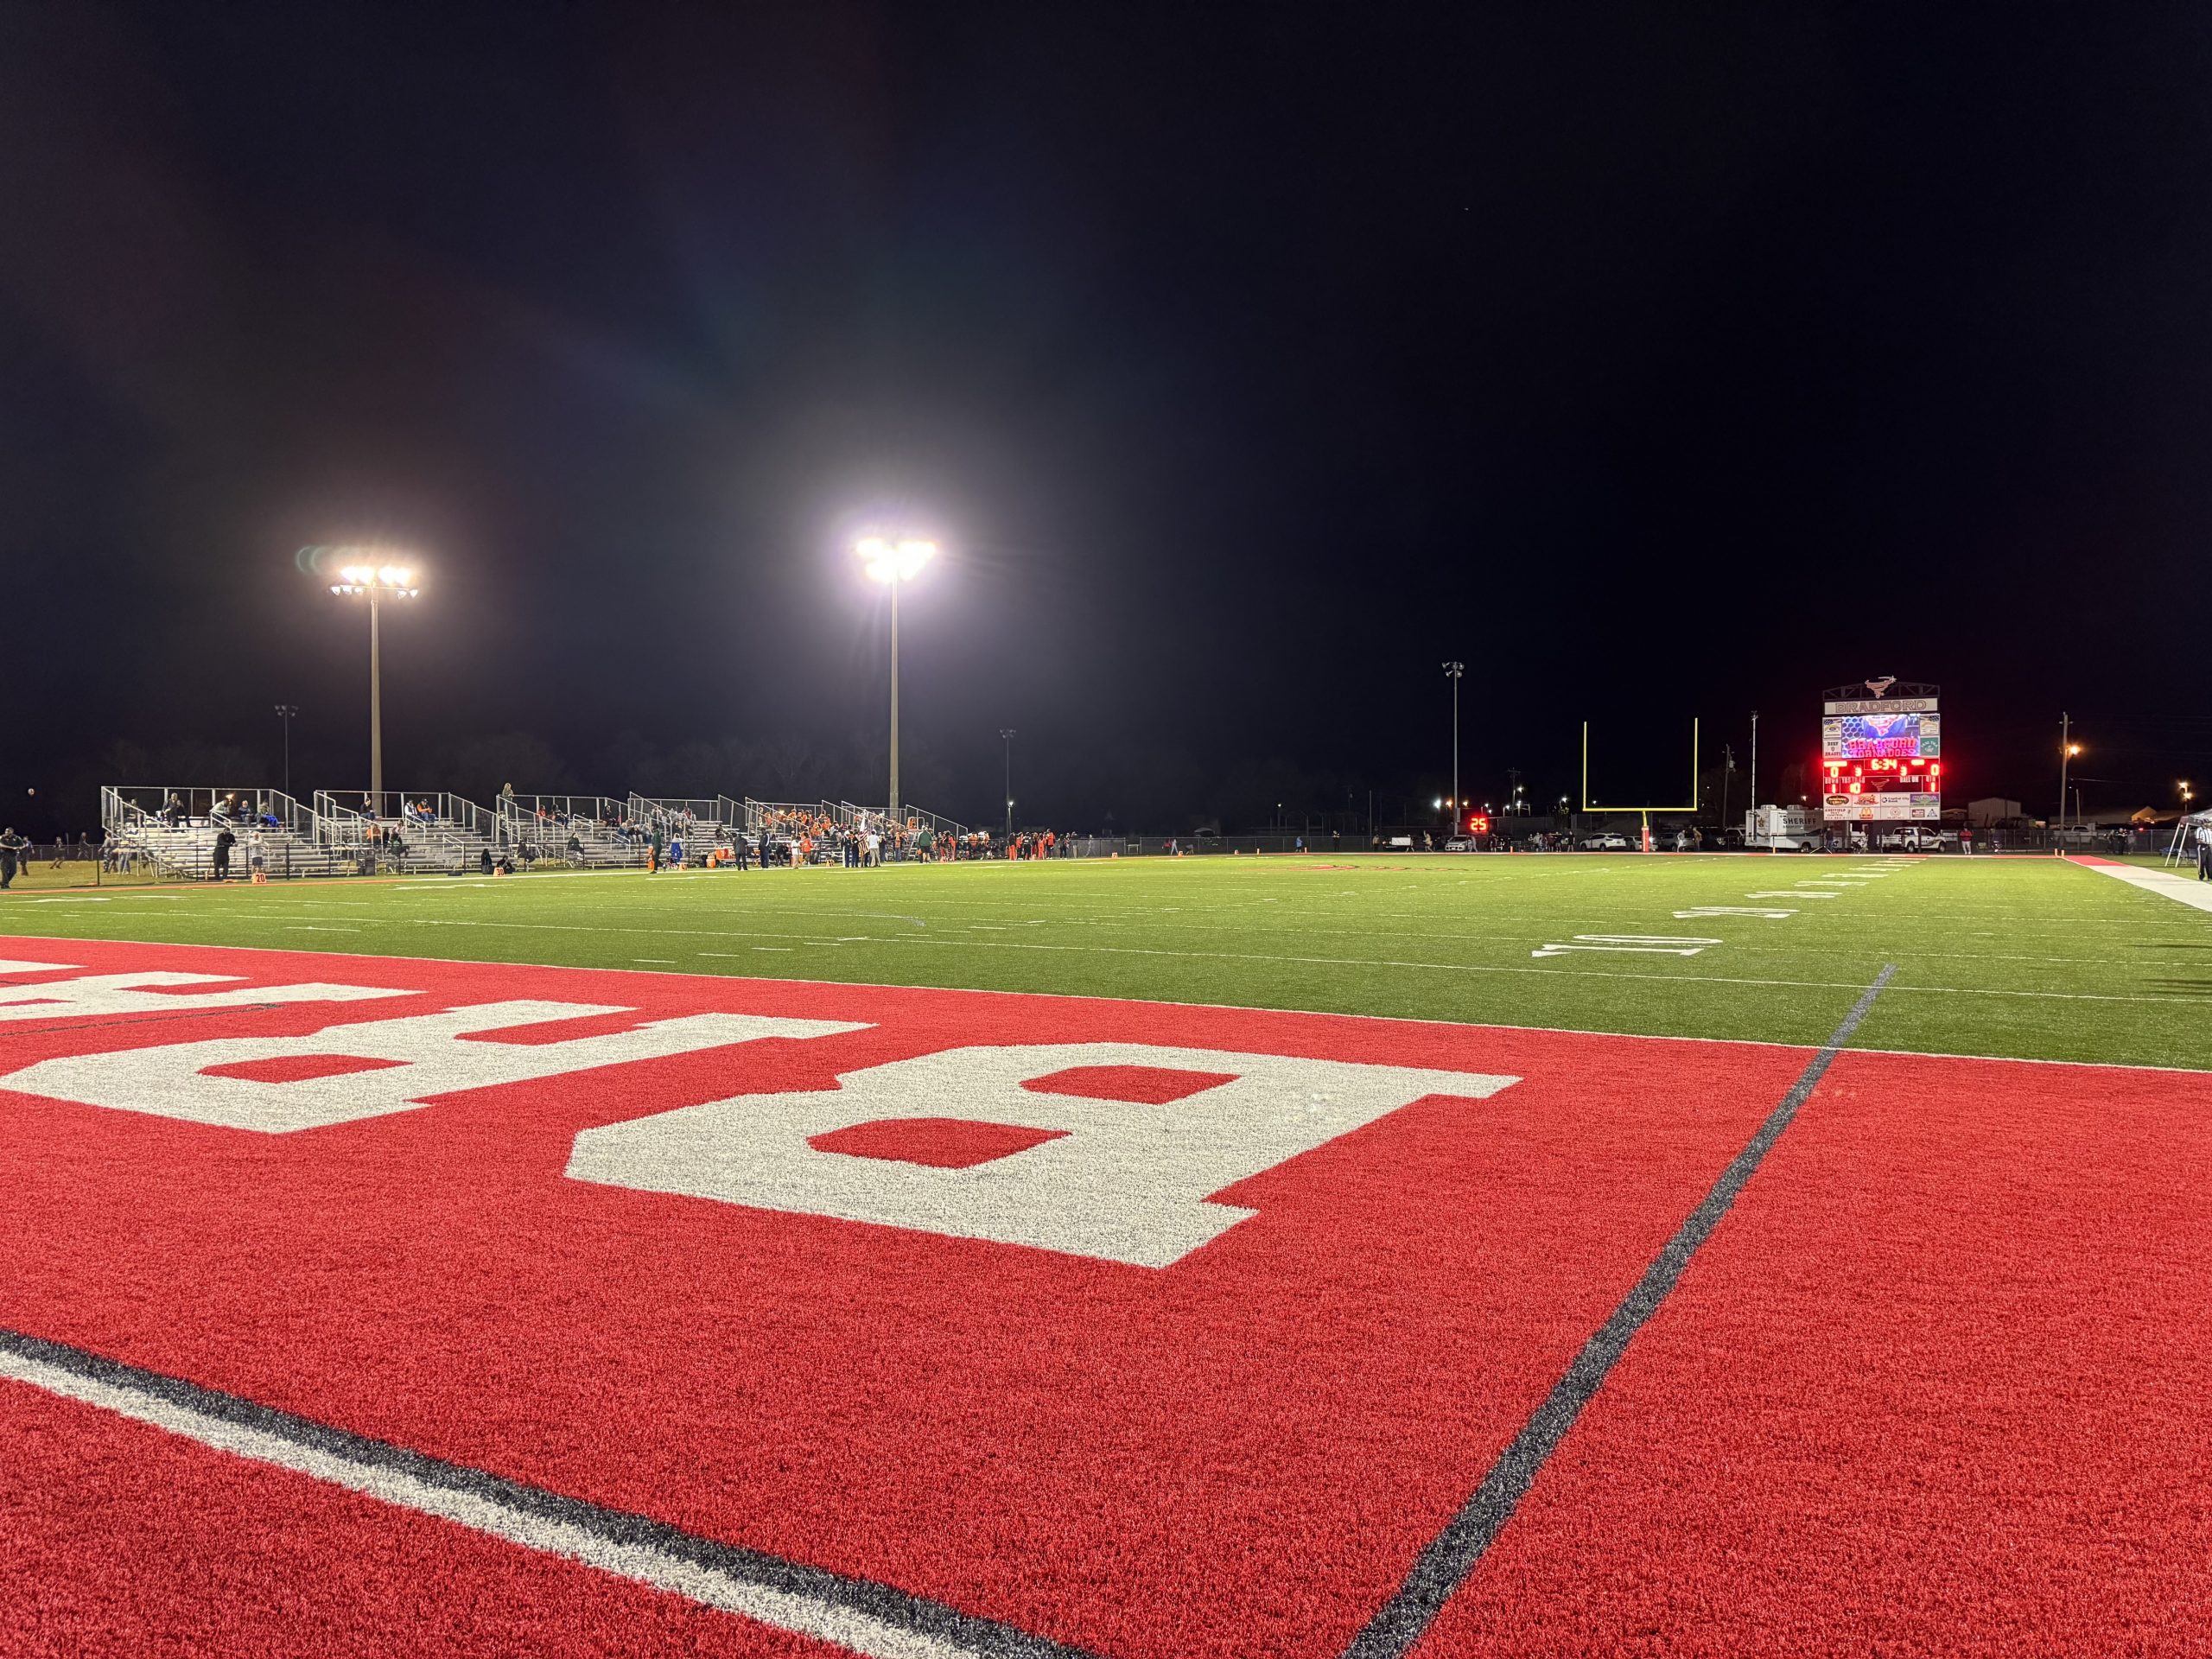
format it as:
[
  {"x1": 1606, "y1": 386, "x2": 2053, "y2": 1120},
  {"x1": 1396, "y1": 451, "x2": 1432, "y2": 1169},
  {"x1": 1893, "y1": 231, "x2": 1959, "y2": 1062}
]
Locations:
[
  {"x1": 1719, "y1": 742, "x2": 1733, "y2": 835},
  {"x1": 274, "y1": 705, "x2": 299, "y2": 801},
  {"x1": 1442, "y1": 661, "x2": 1465, "y2": 830},
  {"x1": 1000, "y1": 728, "x2": 1015, "y2": 839},
  {"x1": 1749, "y1": 710, "x2": 1759, "y2": 847},
  {"x1": 2057, "y1": 711, "x2": 2072, "y2": 847}
]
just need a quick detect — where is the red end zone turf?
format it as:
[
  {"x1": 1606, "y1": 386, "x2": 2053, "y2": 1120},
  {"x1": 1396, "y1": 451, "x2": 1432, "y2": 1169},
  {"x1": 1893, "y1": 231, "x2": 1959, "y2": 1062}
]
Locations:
[
  {"x1": 1417, "y1": 1047, "x2": 2212, "y2": 1657},
  {"x1": 0, "y1": 1381, "x2": 842, "y2": 1659},
  {"x1": 2, "y1": 938, "x2": 2206, "y2": 1656}
]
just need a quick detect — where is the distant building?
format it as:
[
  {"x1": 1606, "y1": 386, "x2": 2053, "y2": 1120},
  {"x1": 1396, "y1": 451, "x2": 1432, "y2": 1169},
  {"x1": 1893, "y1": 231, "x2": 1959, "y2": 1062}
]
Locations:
[{"x1": 1967, "y1": 798, "x2": 2022, "y2": 826}]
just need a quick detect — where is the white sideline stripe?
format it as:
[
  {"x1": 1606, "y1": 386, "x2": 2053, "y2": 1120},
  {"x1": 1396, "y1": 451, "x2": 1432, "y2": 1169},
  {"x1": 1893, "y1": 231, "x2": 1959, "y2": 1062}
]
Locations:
[
  {"x1": 0, "y1": 959, "x2": 76, "y2": 974},
  {"x1": 2073, "y1": 859, "x2": 2212, "y2": 915},
  {"x1": 0, "y1": 1351, "x2": 971, "y2": 1659}
]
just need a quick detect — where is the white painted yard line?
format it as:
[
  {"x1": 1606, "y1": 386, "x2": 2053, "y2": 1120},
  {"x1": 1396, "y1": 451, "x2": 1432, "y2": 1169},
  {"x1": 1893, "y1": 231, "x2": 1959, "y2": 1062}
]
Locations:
[
  {"x1": 1531, "y1": 944, "x2": 1707, "y2": 958},
  {"x1": 2071, "y1": 859, "x2": 2212, "y2": 915},
  {"x1": 886, "y1": 932, "x2": 2209, "y2": 1004},
  {"x1": 1748, "y1": 890, "x2": 1838, "y2": 899},
  {"x1": 1677, "y1": 908, "x2": 1796, "y2": 918}
]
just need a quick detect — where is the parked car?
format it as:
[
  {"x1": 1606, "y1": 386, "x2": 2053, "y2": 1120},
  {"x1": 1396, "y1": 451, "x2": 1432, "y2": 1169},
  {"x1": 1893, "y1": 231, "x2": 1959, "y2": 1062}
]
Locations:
[
  {"x1": 1579, "y1": 833, "x2": 1630, "y2": 851},
  {"x1": 1442, "y1": 836, "x2": 1478, "y2": 853}
]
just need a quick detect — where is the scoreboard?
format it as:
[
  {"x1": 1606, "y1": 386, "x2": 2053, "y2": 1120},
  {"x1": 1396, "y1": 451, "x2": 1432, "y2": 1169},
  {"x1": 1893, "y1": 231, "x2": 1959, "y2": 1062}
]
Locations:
[{"x1": 1821, "y1": 686, "x2": 1941, "y2": 823}]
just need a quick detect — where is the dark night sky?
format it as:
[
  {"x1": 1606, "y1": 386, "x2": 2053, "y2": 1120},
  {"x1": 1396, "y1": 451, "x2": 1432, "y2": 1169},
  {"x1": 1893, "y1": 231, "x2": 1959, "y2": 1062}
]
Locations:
[{"x1": 3, "y1": 3, "x2": 2208, "y2": 835}]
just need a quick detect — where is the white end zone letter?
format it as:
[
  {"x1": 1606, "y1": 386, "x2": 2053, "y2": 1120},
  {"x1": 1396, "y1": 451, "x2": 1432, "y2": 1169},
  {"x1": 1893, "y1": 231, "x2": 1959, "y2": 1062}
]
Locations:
[
  {"x1": 2, "y1": 1001, "x2": 867, "y2": 1133},
  {"x1": 0, "y1": 967, "x2": 409, "y2": 1023},
  {"x1": 566, "y1": 1041, "x2": 1518, "y2": 1267}
]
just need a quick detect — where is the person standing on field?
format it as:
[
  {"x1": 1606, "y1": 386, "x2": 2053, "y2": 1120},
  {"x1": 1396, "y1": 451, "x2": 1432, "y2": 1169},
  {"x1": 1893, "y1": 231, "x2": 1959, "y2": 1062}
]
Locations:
[
  {"x1": 0, "y1": 826, "x2": 25, "y2": 887},
  {"x1": 211, "y1": 824, "x2": 236, "y2": 881},
  {"x1": 2196, "y1": 829, "x2": 2210, "y2": 881}
]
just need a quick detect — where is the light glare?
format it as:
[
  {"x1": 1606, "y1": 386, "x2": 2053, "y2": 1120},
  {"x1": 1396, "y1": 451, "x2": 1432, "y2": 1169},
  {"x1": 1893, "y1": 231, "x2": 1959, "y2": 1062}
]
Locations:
[{"x1": 856, "y1": 533, "x2": 937, "y2": 583}]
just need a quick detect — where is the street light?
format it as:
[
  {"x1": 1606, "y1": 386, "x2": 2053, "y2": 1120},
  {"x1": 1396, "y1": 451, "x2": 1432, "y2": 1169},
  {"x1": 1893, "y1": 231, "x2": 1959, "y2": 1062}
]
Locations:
[
  {"x1": 1000, "y1": 728, "x2": 1016, "y2": 840},
  {"x1": 274, "y1": 705, "x2": 300, "y2": 801},
  {"x1": 1442, "y1": 662, "x2": 1465, "y2": 822},
  {"x1": 857, "y1": 535, "x2": 936, "y2": 816},
  {"x1": 315, "y1": 550, "x2": 421, "y2": 804}
]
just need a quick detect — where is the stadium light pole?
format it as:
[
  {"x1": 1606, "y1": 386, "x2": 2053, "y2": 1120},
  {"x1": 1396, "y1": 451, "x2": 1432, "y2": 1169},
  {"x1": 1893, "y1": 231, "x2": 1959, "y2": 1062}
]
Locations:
[
  {"x1": 318, "y1": 552, "x2": 421, "y2": 804},
  {"x1": 274, "y1": 705, "x2": 300, "y2": 800},
  {"x1": 1000, "y1": 728, "x2": 1015, "y2": 839},
  {"x1": 1442, "y1": 662, "x2": 1465, "y2": 821},
  {"x1": 858, "y1": 536, "x2": 936, "y2": 817}
]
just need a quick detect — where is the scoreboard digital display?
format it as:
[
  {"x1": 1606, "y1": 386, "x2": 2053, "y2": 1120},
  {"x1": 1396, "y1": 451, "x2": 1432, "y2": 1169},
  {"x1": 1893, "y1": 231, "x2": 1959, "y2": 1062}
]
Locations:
[
  {"x1": 1824, "y1": 710, "x2": 1940, "y2": 760},
  {"x1": 1821, "y1": 686, "x2": 1942, "y2": 823}
]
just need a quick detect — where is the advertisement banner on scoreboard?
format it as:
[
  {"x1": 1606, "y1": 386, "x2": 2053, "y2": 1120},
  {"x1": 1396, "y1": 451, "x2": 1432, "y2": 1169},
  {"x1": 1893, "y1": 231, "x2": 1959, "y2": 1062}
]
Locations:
[{"x1": 1822, "y1": 791, "x2": 1942, "y2": 823}]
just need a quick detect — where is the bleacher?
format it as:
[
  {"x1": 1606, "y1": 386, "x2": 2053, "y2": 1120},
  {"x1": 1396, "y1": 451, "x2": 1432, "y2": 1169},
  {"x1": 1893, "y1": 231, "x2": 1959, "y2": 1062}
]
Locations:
[
  {"x1": 626, "y1": 796, "x2": 747, "y2": 855},
  {"x1": 499, "y1": 796, "x2": 651, "y2": 868},
  {"x1": 102, "y1": 786, "x2": 350, "y2": 880},
  {"x1": 313, "y1": 791, "x2": 499, "y2": 875},
  {"x1": 97, "y1": 783, "x2": 980, "y2": 880}
]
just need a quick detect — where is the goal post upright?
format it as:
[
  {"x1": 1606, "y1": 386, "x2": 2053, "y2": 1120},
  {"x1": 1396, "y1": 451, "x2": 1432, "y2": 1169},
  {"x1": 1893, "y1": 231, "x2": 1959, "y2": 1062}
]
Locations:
[{"x1": 1580, "y1": 717, "x2": 1700, "y2": 849}]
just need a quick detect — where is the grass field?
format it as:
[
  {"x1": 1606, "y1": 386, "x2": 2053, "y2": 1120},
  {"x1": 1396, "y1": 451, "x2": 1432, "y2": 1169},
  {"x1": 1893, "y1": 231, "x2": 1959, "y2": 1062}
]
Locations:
[{"x1": 4, "y1": 850, "x2": 2206, "y2": 1069}]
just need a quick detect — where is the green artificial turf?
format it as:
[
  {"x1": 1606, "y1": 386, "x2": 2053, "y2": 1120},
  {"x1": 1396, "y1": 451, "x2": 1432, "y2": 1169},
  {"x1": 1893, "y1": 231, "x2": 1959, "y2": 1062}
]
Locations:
[{"x1": 5, "y1": 853, "x2": 2206, "y2": 1070}]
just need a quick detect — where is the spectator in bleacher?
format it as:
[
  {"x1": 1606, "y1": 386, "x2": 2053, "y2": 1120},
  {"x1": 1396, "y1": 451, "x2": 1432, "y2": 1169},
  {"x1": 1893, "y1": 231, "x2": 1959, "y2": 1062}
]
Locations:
[
  {"x1": 0, "y1": 826, "x2": 25, "y2": 887},
  {"x1": 160, "y1": 792, "x2": 185, "y2": 828},
  {"x1": 567, "y1": 831, "x2": 584, "y2": 863}
]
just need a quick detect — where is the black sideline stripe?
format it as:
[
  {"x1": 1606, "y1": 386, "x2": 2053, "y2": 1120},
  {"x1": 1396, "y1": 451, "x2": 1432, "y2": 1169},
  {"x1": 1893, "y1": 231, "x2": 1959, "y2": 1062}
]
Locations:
[
  {"x1": 0, "y1": 1326, "x2": 1101, "y2": 1659},
  {"x1": 1341, "y1": 963, "x2": 1897, "y2": 1659}
]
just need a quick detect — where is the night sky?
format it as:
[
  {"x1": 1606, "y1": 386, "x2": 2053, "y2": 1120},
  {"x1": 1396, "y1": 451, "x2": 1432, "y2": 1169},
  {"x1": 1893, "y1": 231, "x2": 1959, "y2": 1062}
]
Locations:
[{"x1": 3, "y1": 4, "x2": 2208, "y2": 837}]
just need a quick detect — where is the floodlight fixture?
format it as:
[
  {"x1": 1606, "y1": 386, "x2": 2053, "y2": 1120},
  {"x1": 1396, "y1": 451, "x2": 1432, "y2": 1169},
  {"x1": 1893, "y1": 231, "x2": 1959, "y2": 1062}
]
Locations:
[{"x1": 859, "y1": 536, "x2": 936, "y2": 584}]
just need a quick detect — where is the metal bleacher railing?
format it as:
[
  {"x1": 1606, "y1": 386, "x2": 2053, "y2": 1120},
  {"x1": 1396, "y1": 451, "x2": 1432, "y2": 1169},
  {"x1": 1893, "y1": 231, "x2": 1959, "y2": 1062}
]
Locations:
[
  {"x1": 311, "y1": 791, "x2": 498, "y2": 874},
  {"x1": 103, "y1": 785, "x2": 349, "y2": 880},
  {"x1": 499, "y1": 796, "x2": 651, "y2": 868},
  {"x1": 838, "y1": 801, "x2": 969, "y2": 842}
]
